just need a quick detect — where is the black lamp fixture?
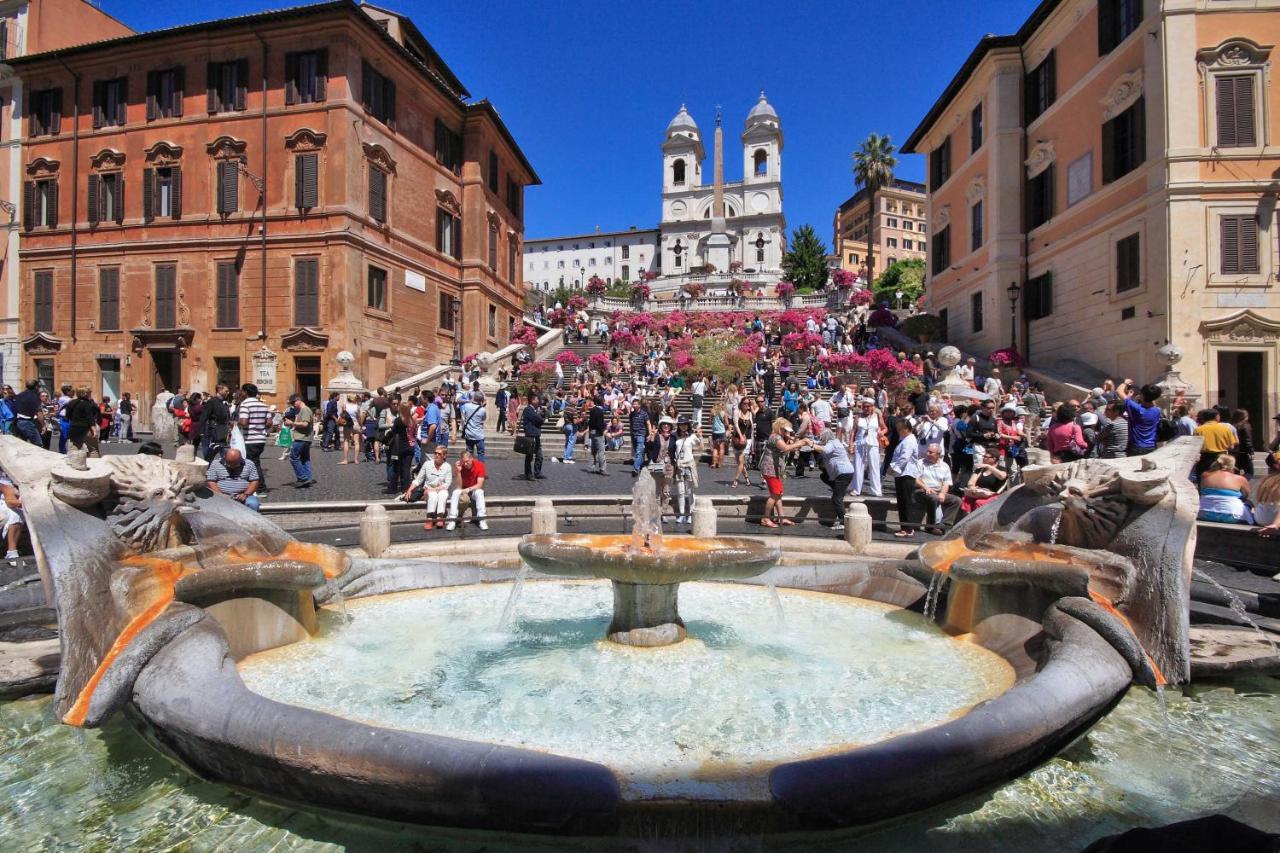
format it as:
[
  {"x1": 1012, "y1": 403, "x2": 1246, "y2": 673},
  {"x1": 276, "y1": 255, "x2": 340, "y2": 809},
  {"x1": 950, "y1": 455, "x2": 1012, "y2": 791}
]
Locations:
[
  {"x1": 450, "y1": 297, "x2": 463, "y2": 365},
  {"x1": 1007, "y1": 281, "x2": 1021, "y2": 350}
]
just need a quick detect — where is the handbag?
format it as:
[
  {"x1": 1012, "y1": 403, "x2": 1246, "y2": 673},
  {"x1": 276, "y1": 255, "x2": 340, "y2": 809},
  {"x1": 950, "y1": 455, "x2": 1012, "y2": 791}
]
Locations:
[
  {"x1": 732, "y1": 434, "x2": 747, "y2": 450},
  {"x1": 514, "y1": 435, "x2": 534, "y2": 455}
]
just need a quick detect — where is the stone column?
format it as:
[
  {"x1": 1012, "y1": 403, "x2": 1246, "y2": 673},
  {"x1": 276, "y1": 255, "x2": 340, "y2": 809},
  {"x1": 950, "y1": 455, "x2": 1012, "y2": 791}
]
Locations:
[
  {"x1": 844, "y1": 503, "x2": 872, "y2": 552},
  {"x1": 531, "y1": 498, "x2": 557, "y2": 535},
  {"x1": 360, "y1": 504, "x2": 390, "y2": 558},
  {"x1": 691, "y1": 496, "x2": 716, "y2": 537}
]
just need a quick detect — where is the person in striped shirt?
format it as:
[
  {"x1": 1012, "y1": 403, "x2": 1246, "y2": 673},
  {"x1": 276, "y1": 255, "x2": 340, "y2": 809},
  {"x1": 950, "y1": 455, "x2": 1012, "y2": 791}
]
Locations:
[
  {"x1": 237, "y1": 383, "x2": 272, "y2": 493},
  {"x1": 206, "y1": 448, "x2": 261, "y2": 511}
]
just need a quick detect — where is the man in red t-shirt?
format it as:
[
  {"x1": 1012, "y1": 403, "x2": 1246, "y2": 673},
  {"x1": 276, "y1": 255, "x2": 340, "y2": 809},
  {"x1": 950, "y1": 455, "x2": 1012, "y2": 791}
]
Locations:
[{"x1": 445, "y1": 450, "x2": 488, "y2": 530}]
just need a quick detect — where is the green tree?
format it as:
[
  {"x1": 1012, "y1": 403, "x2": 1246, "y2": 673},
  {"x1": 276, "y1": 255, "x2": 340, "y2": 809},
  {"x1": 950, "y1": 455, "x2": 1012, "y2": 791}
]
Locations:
[
  {"x1": 851, "y1": 133, "x2": 899, "y2": 285},
  {"x1": 872, "y1": 257, "x2": 925, "y2": 306},
  {"x1": 781, "y1": 224, "x2": 829, "y2": 291}
]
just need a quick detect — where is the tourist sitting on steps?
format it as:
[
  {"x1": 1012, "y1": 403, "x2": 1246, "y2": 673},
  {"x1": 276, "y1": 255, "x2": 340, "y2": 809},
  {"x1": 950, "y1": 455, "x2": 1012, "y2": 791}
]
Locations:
[
  {"x1": 445, "y1": 449, "x2": 488, "y2": 531},
  {"x1": 407, "y1": 444, "x2": 453, "y2": 530},
  {"x1": 910, "y1": 443, "x2": 961, "y2": 535},
  {"x1": 205, "y1": 448, "x2": 261, "y2": 512},
  {"x1": 1196, "y1": 455, "x2": 1254, "y2": 525}
]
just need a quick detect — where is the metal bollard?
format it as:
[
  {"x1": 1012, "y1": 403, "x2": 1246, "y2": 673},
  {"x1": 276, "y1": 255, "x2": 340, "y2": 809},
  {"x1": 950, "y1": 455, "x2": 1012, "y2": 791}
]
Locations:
[
  {"x1": 360, "y1": 504, "x2": 391, "y2": 558},
  {"x1": 531, "y1": 498, "x2": 557, "y2": 535},
  {"x1": 691, "y1": 496, "x2": 716, "y2": 537},
  {"x1": 844, "y1": 502, "x2": 872, "y2": 553}
]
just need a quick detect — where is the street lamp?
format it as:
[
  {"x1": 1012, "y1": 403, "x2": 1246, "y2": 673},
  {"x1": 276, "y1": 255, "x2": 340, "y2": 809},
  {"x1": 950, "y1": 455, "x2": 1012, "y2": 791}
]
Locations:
[
  {"x1": 450, "y1": 297, "x2": 462, "y2": 366},
  {"x1": 1007, "y1": 281, "x2": 1021, "y2": 350}
]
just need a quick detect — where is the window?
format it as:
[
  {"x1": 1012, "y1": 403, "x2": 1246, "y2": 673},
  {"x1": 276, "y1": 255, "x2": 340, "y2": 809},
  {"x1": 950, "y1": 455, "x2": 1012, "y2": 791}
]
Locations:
[
  {"x1": 437, "y1": 208, "x2": 460, "y2": 259},
  {"x1": 1121, "y1": 306, "x2": 1136, "y2": 320},
  {"x1": 753, "y1": 149, "x2": 767, "y2": 176},
  {"x1": 929, "y1": 137, "x2": 951, "y2": 189},
  {"x1": 33, "y1": 271, "x2": 53, "y2": 333},
  {"x1": 22, "y1": 178, "x2": 58, "y2": 230},
  {"x1": 1102, "y1": 97, "x2": 1145, "y2": 183},
  {"x1": 216, "y1": 261, "x2": 239, "y2": 328},
  {"x1": 215, "y1": 160, "x2": 240, "y2": 215},
  {"x1": 285, "y1": 50, "x2": 327, "y2": 105},
  {"x1": 91, "y1": 77, "x2": 128, "y2": 128},
  {"x1": 930, "y1": 226, "x2": 950, "y2": 275},
  {"x1": 488, "y1": 151, "x2": 499, "y2": 192},
  {"x1": 1024, "y1": 272, "x2": 1053, "y2": 320},
  {"x1": 971, "y1": 102, "x2": 983, "y2": 153},
  {"x1": 207, "y1": 60, "x2": 248, "y2": 113},
  {"x1": 588, "y1": 257, "x2": 596, "y2": 267},
  {"x1": 887, "y1": 217, "x2": 898, "y2": 228},
  {"x1": 368, "y1": 166, "x2": 387, "y2": 223},
  {"x1": 887, "y1": 237, "x2": 898, "y2": 248},
  {"x1": 1098, "y1": 0, "x2": 1142, "y2": 55},
  {"x1": 622, "y1": 244, "x2": 630, "y2": 259},
  {"x1": 1115, "y1": 233, "x2": 1141, "y2": 293},
  {"x1": 672, "y1": 159, "x2": 686, "y2": 185},
  {"x1": 214, "y1": 357, "x2": 241, "y2": 389},
  {"x1": 1025, "y1": 51, "x2": 1056, "y2": 122},
  {"x1": 87, "y1": 172, "x2": 124, "y2": 226},
  {"x1": 293, "y1": 258, "x2": 319, "y2": 326},
  {"x1": 155, "y1": 264, "x2": 177, "y2": 329},
  {"x1": 146, "y1": 67, "x2": 184, "y2": 120},
  {"x1": 29, "y1": 88, "x2": 62, "y2": 137},
  {"x1": 938, "y1": 308, "x2": 949, "y2": 342},
  {"x1": 557, "y1": 260, "x2": 564, "y2": 269},
  {"x1": 143, "y1": 166, "x2": 182, "y2": 221},
  {"x1": 971, "y1": 200, "x2": 984, "y2": 250},
  {"x1": 508, "y1": 240, "x2": 518, "y2": 282},
  {"x1": 488, "y1": 221, "x2": 499, "y2": 270},
  {"x1": 622, "y1": 265, "x2": 630, "y2": 281},
  {"x1": 1027, "y1": 166, "x2": 1054, "y2": 229},
  {"x1": 1220, "y1": 215, "x2": 1260, "y2": 275},
  {"x1": 434, "y1": 119, "x2": 462, "y2": 173},
  {"x1": 918, "y1": 222, "x2": 927, "y2": 233},
  {"x1": 295, "y1": 153, "x2": 318, "y2": 210},
  {"x1": 1215, "y1": 75, "x2": 1258, "y2": 148},
  {"x1": 367, "y1": 265, "x2": 387, "y2": 311},
  {"x1": 99, "y1": 267, "x2": 119, "y2": 331},
  {"x1": 507, "y1": 177, "x2": 521, "y2": 217},
  {"x1": 439, "y1": 291, "x2": 456, "y2": 331},
  {"x1": 488, "y1": 304, "x2": 497, "y2": 338},
  {"x1": 971, "y1": 292, "x2": 984, "y2": 333},
  {"x1": 360, "y1": 62, "x2": 396, "y2": 128},
  {"x1": 850, "y1": 253, "x2": 859, "y2": 264}
]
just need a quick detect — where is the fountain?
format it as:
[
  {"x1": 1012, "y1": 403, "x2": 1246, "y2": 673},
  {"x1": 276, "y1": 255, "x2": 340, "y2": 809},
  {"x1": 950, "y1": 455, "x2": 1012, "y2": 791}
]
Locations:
[
  {"x1": 2, "y1": 431, "x2": 1273, "y2": 843},
  {"x1": 516, "y1": 467, "x2": 778, "y2": 645}
]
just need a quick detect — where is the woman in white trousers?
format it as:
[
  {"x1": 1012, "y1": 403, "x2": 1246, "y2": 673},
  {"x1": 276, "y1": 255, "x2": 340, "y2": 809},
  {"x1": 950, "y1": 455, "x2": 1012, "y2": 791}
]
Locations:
[{"x1": 852, "y1": 399, "x2": 884, "y2": 496}]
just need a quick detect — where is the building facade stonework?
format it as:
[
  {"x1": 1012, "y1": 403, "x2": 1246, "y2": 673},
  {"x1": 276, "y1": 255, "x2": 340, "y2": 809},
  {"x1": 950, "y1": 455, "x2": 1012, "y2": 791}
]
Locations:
[
  {"x1": 833, "y1": 179, "x2": 928, "y2": 276},
  {"x1": 904, "y1": 0, "x2": 1280, "y2": 426},
  {"x1": 11, "y1": 0, "x2": 536, "y2": 412},
  {"x1": 523, "y1": 228, "x2": 659, "y2": 292}
]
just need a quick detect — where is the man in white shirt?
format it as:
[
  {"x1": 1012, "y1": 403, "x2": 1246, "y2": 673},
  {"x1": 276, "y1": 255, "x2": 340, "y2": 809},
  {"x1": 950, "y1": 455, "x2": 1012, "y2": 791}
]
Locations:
[
  {"x1": 237, "y1": 383, "x2": 272, "y2": 493},
  {"x1": 690, "y1": 376, "x2": 708, "y2": 430},
  {"x1": 957, "y1": 358, "x2": 976, "y2": 386},
  {"x1": 983, "y1": 368, "x2": 1004, "y2": 399},
  {"x1": 911, "y1": 443, "x2": 961, "y2": 534},
  {"x1": 916, "y1": 403, "x2": 948, "y2": 450},
  {"x1": 890, "y1": 419, "x2": 920, "y2": 537}
]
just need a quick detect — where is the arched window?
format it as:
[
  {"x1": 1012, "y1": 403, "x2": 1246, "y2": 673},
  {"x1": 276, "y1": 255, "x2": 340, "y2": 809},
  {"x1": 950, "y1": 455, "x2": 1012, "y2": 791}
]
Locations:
[
  {"x1": 753, "y1": 149, "x2": 768, "y2": 176},
  {"x1": 672, "y1": 159, "x2": 686, "y2": 185}
]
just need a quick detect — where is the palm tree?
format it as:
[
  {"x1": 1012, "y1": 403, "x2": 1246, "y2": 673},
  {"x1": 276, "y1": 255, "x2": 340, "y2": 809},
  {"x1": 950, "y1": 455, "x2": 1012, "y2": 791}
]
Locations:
[{"x1": 851, "y1": 133, "x2": 898, "y2": 289}]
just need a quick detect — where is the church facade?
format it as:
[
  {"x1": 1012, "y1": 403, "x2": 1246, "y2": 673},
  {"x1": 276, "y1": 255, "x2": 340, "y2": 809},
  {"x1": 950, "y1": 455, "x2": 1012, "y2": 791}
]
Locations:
[{"x1": 658, "y1": 94, "x2": 786, "y2": 279}]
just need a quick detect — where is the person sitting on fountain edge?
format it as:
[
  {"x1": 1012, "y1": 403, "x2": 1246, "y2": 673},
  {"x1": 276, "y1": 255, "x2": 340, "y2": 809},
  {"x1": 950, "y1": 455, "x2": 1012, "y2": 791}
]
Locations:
[
  {"x1": 205, "y1": 447, "x2": 261, "y2": 512},
  {"x1": 911, "y1": 443, "x2": 961, "y2": 535},
  {"x1": 445, "y1": 449, "x2": 488, "y2": 531}
]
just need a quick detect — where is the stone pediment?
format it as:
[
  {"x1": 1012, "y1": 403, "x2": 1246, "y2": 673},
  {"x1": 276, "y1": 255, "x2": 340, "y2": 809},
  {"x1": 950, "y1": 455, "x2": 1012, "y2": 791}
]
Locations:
[
  {"x1": 129, "y1": 327, "x2": 195, "y2": 354},
  {"x1": 281, "y1": 327, "x2": 330, "y2": 351},
  {"x1": 90, "y1": 148, "x2": 126, "y2": 170},
  {"x1": 1199, "y1": 309, "x2": 1280, "y2": 342},
  {"x1": 21, "y1": 332, "x2": 63, "y2": 355},
  {"x1": 362, "y1": 142, "x2": 397, "y2": 174},
  {"x1": 285, "y1": 128, "x2": 328, "y2": 151},
  {"x1": 25, "y1": 157, "x2": 60, "y2": 178},
  {"x1": 206, "y1": 135, "x2": 248, "y2": 160},
  {"x1": 144, "y1": 141, "x2": 184, "y2": 165},
  {"x1": 1101, "y1": 69, "x2": 1143, "y2": 121},
  {"x1": 435, "y1": 189, "x2": 461, "y2": 215}
]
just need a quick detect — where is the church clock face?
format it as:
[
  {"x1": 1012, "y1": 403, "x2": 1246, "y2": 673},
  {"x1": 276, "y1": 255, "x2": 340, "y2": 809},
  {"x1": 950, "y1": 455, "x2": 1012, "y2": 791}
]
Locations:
[
  {"x1": 670, "y1": 200, "x2": 687, "y2": 218},
  {"x1": 750, "y1": 192, "x2": 769, "y2": 213}
]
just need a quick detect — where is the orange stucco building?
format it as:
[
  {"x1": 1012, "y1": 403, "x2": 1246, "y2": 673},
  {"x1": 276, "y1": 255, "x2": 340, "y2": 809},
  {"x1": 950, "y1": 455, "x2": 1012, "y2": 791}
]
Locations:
[
  {"x1": 832, "y1": 179, "x2": 928, "y2": 278},
  {"x1": 10, "y1": 0, "x2": 537, "y2": 414},
  {"x1": 905, "y1": 0, "x2": 1280, "y2": 426}
]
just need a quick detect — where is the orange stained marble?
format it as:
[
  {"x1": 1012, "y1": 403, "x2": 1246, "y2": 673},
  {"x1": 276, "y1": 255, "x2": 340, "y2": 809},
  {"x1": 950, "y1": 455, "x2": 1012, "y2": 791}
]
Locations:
[
  {"x1": 1088, "y1": 589, "x2": 1167, "y2": 687},
  {"x1": 63, "y1": 555, "x2": 189, "y2": 727},
  {"x1": 554, "y1": 534, "x2": 724, "y2": 555}
]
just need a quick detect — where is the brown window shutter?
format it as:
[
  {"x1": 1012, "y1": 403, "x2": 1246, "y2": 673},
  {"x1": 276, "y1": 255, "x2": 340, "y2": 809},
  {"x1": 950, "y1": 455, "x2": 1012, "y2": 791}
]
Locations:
[
  {"x1": 234, "y1": 59, "x2": 248, "y2": 111},
  {"x1": 146, "y1": 71, "x2": 158, "y2": 121},
  {"x1": 87, "y1": 173, "x2": 100, "y2": 225},
  {"x1": 28, "y1": 96, "x2": 42, "y2": 137},
  {"x1": 296, "y1": 153, "x2": 317, "y2": 209},
  {"x1": 218, "y1": 160, "x2": 238, "y2": 214},
  {"x1": 115, "y1": 176, "x2": 125, "y2": 224},
  {"x1": 369, "y1": 167, "x2": 386, "y2": 222},
  {"x1": 1239, "y1": 216, "x2": 1259, "y2": 274},
  {"x1": 284, "y1": 52, "x2": 298, "y2": 105},
  {"x1": 361, "y1": 61, "x2": 373, "y2": 109},
  {"x1": 22, "y1": 180, "x2": 33, "y2": 231},
  {"x1": 172, "y1": 66, "x2": 184, "y2": 117},
  {"x1": 315, "y1": 49, "x2": 327, "y2": 101},
  {"x1": 117, "y1": 78, "x2": 128, "y2": 126},
  {"x1": 1102, "y1": 115, "x2": 1115, "y2": 183},
  {"x1": 142, "y1": 168, "x2": 154, "y2": 222},
  {"x1": 47, "y1": 180, "x2": 58, "y2": 227},
  {"x1": 1235, "y1": 75, "x2": 1256, "y2": 147},
  {"x1": 1221, "y1": 216, "x2": 1239, "y2": 274},
  {"x1": 384, "y1": 78, "x2": 396, "y2": 130},
  {"x1": 171, "y1": 166, "x2": 182, "y2": 219},
  {"x1": 1216, "y1": 77, "x2": 1238, "y2": 147},
  {"x1": 294, "y1": 155, "x2": 304, "y2": 208},
  {"x1": 92, "y1": 80, "x2": 104, "y2": 128},
  {"x1": 207, "y1": 62, "x2": 218, "y2": 113},
  {"x1": 50, "y1": 89, "x2": 61, "y2": 134}
]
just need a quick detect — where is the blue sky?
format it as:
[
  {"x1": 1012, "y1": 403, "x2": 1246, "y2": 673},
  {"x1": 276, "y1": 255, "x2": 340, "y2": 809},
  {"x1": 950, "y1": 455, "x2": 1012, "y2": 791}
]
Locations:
[{"x1": 108, "y1": 0, "x2": 1037, "y2": 245}]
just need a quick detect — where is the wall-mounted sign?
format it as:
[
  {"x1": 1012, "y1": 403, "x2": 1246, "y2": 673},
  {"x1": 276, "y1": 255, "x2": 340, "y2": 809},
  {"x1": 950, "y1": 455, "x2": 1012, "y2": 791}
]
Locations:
[
  {"x1": 405, "y1": 269, "x2": 427, "y2": 292},
  {"x1": 252, "y1": 346, "x2": 278, "y2": 394}
]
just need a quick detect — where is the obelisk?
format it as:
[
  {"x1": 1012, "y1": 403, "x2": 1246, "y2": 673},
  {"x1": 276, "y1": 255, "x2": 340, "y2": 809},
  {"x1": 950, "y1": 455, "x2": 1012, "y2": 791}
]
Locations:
[{"x1": 704, "y1": 106, "x2": 733, "y2": 273}]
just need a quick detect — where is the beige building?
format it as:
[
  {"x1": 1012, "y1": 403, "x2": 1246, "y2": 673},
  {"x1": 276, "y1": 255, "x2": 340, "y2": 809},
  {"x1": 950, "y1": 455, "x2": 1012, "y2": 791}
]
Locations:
[
  {"x1": 832, "y1": 179, "x2": 927, "y2": 278},
  {"x1": 904, "y1": 0, "x2": 1280, "y2": 427}
]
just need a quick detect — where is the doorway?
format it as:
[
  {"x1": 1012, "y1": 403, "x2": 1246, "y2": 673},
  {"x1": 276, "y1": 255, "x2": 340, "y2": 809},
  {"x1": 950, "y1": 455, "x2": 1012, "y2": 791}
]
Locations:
[
  {"x1": 150, "y1": 351, "x2": 180, "y2": 396},
  {"x1": 98, "y1": 358, "x2": 121, "y2": 404},
  {"x1": 294, "y1": 356, "x2": 321, "y2": 409},
  {"x1": 1217, "y1": 351, "x2": 1264, "y2": 431}
]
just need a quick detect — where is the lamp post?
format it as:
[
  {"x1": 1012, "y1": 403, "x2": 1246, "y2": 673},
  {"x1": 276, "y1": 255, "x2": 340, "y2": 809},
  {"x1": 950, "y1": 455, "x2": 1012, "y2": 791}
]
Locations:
[
  {"x1": 1007, "y1": 281, "x2": 1021, "y2": 350},
  {"x1": 450, "y1": 297, "x2": 462, "y2": 366}
]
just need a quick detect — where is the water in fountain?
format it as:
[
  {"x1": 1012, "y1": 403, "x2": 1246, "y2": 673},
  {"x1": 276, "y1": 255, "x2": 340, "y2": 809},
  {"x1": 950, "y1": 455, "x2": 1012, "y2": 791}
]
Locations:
[
  {"x1": 766, "y1": 579, "x2": 785, "y2": 627},
  {"x1": 328, "y1": 581, "x2": 352, "y2": 624},
  {"x1": 497, "y1": 564, "x2": 530, "y2": 630},
  {"x1": 923, "y1": 572, "x2": 948, "y2": 622},
  {"x1": 629, "y1": 467, "x2": 664, "y2": 554},
  {"x1": 1192, "y1": 568, "x2": 1279, "y2": 658}
]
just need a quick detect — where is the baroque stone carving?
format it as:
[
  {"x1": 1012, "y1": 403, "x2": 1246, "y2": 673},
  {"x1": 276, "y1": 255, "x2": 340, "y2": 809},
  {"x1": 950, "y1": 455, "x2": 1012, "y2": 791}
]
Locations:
[
  {"x1": 285, "y1": 128, "x2": 328, "y2": 151},
  {"x1": 362, "y1": 142, "x2": 397, "y2": 174},
  {"x1": 25, "y1": 157, "x2": 60, "y2": 178},
  {"x1": 965, "y1": 176, "x2": 985, "y2": 205},
  {"x1": 435, "y1": 189, "x2": 461, "y2": 215},
  {"x1": 106, "y1": 455, "x2": 198, "y2": 553},
  {"x1": 1025, "y1": 140, "x2": 1055, "y2": 178},
  {"x1": 935, "y1": 204, "x2": 951, "y2": 230},
  {"x1": 281, "y1": 327, "x2": 329, "y2": 351},
  {"x1": 1101, "y1": 69, "x2": 1143, "y2": 121},
  {"x1": 205, "y1": 135, "x2": 248, "y2": 160},
  {"x1": 20, "y1": 332, "x2": 63, "y2": 355},
  {"x1": 89, "y1": 148, "x2": 126, "y2": 170},
  {"x1": 1196, "y1": 37, "x2": 1273, "y2": 70},
  {"x1": 1199, "y1": 309, "x2": 1280, "y2": 342},
  {"x1": 144, "y1": 141, "x2": 184, "y2": 165}
]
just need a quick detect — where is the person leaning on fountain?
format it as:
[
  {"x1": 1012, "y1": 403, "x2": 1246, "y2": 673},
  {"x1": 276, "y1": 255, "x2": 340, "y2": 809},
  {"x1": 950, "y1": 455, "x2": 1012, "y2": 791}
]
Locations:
[
  {"x1": 910, "y1": 443, "x2": 961, "y2": 535},
  {"x1": 0, "y1": 464, "x2": 25, "y2": 564},
  {"x1": 445, "y1": 449, "x2": 488, "y2": 531},
  {"x1": 406, "y1": 444, "x2": 453, "y2": 530},
  {"x1": 205, "y1": 447, "x2": 261, "y2": 512}
]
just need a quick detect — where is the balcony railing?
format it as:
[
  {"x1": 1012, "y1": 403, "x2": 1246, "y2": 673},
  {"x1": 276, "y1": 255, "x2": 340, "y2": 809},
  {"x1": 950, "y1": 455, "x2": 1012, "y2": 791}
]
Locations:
[{"x1": 591, "y1": 291, "x2": 839, "y2": 315}]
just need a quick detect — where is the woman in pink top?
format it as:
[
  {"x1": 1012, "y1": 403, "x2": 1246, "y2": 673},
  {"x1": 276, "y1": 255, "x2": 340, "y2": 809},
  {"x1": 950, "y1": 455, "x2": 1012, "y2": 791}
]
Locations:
[{"x1": 1045, "y1": 403, "x2": 1087, "y2": 463}]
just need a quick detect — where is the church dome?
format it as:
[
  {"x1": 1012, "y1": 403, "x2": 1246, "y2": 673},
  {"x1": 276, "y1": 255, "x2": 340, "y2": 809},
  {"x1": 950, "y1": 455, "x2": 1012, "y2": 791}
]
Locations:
[
  {"x1": 666, "y1": 104, "x2": 700, "y2": 136},
  {"x1": 746, "y1": 91, "x2": 778, "y2": 126}
]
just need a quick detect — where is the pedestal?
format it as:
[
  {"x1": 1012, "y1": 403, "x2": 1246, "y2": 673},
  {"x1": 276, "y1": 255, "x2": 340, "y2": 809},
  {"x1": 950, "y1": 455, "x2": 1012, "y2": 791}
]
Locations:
[
  {"x1": 607, "y1": 581, "x2": 687, "y2": 647},
  {"x1": 844, "y1": 503, "x2": 872, "y2": 552}
]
